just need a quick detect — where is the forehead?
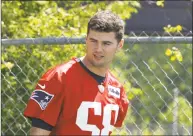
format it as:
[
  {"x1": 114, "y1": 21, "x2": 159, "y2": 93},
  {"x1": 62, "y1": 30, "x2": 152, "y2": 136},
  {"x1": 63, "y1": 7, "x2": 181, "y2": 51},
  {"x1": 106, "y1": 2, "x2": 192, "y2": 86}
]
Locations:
[{"x1": 87, "y1": 30, "x2": 117, "y2": 42}]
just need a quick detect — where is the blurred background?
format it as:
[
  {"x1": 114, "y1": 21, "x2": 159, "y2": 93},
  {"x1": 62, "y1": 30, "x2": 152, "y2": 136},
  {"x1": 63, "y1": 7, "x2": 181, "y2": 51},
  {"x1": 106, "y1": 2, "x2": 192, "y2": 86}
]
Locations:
[{"x1": 1, "y1": 1, "x2": 192, "y2": 135}]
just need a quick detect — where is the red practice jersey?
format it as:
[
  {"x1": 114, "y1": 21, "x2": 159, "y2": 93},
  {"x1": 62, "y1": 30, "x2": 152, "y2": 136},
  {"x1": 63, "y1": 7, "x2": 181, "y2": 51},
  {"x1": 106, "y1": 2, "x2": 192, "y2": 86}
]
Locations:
[{"x1": 24, "y1": 58, "x2": 129, "y2": 135}]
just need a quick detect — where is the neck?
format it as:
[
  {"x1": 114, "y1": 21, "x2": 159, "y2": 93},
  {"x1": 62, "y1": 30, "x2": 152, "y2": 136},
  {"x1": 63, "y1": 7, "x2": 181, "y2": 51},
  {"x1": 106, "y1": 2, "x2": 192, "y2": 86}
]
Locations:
[{"x1": 80, "y1": 56, "x2": 108, "y2": 77}]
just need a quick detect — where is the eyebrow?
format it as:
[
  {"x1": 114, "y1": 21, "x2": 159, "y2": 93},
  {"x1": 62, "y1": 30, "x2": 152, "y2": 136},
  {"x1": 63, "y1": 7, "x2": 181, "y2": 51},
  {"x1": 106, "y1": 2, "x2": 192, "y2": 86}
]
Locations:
[
  {"x1": 89, "y1": 38, "x2": 113, "y2": 44},
  {"x1": 89, "y1": 38, "x2": 97, "y2": 41},
  {"x1": 103, "y1": 41, "x2": 113, "y2": 44}
]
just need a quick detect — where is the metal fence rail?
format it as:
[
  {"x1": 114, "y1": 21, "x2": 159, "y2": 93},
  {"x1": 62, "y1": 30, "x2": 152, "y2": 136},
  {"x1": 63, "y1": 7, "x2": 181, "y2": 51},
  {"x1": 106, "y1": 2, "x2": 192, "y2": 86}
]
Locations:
[
  {"x1": 1, "y1": 33, "x2": 192, "y2": 135},
  {"x1": 2, "y1": 36, "x2": 192, "y2": 46}
]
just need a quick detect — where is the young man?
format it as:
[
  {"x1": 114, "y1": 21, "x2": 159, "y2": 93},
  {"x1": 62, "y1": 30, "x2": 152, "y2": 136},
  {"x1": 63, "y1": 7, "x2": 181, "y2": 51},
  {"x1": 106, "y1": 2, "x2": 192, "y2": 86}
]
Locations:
[{"x1": 24, "y1": 10, "x2": 129, "y2": 135}]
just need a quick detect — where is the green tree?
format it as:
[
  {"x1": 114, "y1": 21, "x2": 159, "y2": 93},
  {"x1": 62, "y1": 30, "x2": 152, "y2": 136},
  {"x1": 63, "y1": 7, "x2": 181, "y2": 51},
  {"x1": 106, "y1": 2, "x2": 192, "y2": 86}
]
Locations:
[
  {"x1": 2, "y1": 1, "x2": 141, "y2": 135},
  {"x1": 2, "y1": 1, "x2": 192, "y2": 135}
]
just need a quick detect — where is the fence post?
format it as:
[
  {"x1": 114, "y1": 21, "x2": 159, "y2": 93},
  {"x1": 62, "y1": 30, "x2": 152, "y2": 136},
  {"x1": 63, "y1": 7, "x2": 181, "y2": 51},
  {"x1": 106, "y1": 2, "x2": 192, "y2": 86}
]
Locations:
[{"x1": 172, "y1": 88, "x2": 179, "y2": 135}]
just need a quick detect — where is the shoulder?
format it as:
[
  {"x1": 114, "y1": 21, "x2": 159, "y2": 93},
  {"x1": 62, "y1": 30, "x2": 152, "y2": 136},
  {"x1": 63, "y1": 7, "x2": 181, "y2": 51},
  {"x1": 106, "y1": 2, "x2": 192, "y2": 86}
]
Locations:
[
  {"x1": 107, "y1": 71, "x2": 123, "y2": 88},
  {"x1": 41, "y1": 58, "x2": 80, "y2": 82}
]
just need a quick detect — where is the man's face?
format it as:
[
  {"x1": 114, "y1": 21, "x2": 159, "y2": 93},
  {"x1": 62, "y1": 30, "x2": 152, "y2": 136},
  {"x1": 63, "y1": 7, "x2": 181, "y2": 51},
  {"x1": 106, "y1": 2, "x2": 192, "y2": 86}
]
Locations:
[{"x1": 85, "y1": 29, "x2": 124, "y2": 68}]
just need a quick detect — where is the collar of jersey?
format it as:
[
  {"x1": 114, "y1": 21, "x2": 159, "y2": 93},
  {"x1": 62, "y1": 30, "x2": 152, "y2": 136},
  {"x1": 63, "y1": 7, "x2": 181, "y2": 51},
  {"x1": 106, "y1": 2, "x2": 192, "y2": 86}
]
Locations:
[{"x1": 73, "y1": 57, "x2": 106, "y2": 84}]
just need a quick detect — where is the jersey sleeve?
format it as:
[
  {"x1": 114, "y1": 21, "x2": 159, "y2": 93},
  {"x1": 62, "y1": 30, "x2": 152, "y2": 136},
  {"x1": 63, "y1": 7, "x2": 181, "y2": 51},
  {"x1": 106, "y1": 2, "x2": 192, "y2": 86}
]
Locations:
[
  {"x1": 24, "y1": 67, "x2": 65, "y2": 127},
  {"x1": 114, "y1": 86, "x2": 129, "y2": 127}
]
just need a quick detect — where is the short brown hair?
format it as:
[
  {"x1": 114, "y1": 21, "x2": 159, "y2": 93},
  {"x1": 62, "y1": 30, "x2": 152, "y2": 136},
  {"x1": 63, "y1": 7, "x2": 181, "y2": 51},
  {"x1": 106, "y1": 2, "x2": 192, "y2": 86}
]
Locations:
[{"x1": 87, "y1": 10, "x2": 125, "y2": 42}]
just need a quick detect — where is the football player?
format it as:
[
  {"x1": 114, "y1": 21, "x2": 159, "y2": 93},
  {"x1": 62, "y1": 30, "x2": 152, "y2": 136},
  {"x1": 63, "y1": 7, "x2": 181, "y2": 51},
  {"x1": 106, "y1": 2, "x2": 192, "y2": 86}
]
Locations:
[{"x1": 24, "y1": 10, "x2": 129, "y2": 135}]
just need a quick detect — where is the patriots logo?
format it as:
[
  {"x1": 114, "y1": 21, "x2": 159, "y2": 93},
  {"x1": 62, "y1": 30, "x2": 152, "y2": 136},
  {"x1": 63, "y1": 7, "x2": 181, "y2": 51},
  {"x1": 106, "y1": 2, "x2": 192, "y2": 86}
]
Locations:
[{"x1": 30, "y1": 90, "x2": 54, "y2": 110}]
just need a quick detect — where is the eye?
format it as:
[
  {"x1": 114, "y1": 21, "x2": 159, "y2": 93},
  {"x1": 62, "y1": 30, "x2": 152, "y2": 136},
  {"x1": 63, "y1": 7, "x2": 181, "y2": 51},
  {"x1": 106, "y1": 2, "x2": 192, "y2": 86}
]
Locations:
[
  {"x1": 104, "y1": 42, "x2": 111, "y2": 46},
  {"x1": 90, "y1": 40, "x2": 97, "y2": 43}
]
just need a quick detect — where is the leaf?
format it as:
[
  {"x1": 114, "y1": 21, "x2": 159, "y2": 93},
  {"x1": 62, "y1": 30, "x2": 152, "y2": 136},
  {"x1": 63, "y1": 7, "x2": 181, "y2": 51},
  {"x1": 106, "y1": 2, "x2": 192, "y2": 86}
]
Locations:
[
  {"x1": 35, "y1": 1, "x2": 49, "y2": 5},
  {"x1": 2, "y1": 62, "x2": 14, "y2": 69},
  {"x1": 175, "y1": 51, "x2": 183, "y2": 62},
  {"x1": 172, "y1": 47, "x2": 178, "y2": 51},
  {"x1": 163, "y1": 25, "x2": 183, "y2": 33},
  {"x1": 176, "y1": 25, "x2": 183, "y2": 32},
  {"x1": 170, "y1": 55, "x2": 176, "y2": 61},
  {"x1": 165, "y1": 48, "x2": 172, "y2": 56},
  {"x1": 166, "y1": 47, "x2": 183, "y2": 62},
  {"x1": 156, "y1": 1, "x2": 164, "y2": 8}
]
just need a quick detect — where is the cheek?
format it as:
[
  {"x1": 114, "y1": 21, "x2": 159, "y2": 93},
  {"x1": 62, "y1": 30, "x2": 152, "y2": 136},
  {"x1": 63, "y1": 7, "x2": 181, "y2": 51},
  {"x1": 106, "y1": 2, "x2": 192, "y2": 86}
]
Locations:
[
  {"x1": 86, "y1": 44, "x2": 94, "y2": 55},
  {"x1": 106, "y1": 47, "x2": 117, "y2": 56},
  {"x1": 87, "y1": 43, "x2": 97, "y2": 52},
  {"x1": 86, "y1": 42, "x2": 91, "y2": 50}
]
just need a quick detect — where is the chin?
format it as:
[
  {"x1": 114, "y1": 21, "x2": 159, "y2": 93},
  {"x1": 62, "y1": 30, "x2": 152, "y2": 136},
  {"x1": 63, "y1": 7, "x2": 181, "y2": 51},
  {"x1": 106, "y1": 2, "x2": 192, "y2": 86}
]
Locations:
[
  {"x1": 92, "y1": 62, "x2": 106, "y2": 67},
  {"x1": 88, "y1": 57, "x2": 105, "y2": 67}
]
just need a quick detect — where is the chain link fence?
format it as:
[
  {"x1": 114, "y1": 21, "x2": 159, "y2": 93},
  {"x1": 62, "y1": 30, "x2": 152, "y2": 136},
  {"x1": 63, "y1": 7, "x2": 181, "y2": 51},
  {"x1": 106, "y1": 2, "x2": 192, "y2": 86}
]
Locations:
[{"x1": 1, "y1": 31, "x2": 192, "y2": 135}]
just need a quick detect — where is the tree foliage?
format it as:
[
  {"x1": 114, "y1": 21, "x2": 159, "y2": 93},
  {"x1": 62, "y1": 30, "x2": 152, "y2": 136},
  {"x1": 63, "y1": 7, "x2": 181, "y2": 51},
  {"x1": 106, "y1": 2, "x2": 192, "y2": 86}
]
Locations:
[
  {"x1": 2, "y1": 1, "x2": 192, "y2": 135},
  {"x1": 2, "y1": 1, "x2": 141, "y2": 135}
]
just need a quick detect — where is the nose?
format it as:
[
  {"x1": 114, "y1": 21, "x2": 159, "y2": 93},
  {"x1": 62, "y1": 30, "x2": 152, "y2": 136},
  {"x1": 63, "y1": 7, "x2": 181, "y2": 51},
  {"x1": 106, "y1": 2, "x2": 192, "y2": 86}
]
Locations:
[{"x1": 95, "y1": 43, "x2": 103, "y2": 52}]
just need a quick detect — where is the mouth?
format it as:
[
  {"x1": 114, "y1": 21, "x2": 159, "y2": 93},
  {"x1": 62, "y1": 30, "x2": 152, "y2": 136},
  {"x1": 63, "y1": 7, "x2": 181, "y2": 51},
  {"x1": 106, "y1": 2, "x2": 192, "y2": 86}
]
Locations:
[{"x1": 93, "y1": 54, "x2": 104, "y2": 60}]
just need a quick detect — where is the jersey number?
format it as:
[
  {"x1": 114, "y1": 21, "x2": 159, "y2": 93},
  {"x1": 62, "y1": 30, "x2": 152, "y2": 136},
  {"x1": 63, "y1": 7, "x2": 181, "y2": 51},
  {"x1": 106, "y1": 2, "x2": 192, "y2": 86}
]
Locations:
[{"x1": 76, "y1": 102, "x2": 119, "y2": 135}]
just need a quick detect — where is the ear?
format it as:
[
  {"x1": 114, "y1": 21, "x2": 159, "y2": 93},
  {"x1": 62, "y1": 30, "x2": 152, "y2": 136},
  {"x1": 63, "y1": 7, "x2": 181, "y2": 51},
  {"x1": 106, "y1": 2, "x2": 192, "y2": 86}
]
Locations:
[
  {"x1": 85, "y1": 35, "x2": 88, "y2": 50},
  {"x1": 85, "y1": 35, "x2": 88, "y2": 41},
  {"x1": 85, "y1": 35, "x2": 89, "y2": 44},
  {"x1": 116, "y1": 39, "x2": 124, "y2": 52},
  {"x1": 118, "y1": 39, "x2": 124, "y2": 49}
]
